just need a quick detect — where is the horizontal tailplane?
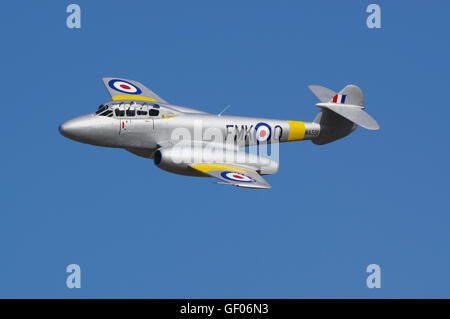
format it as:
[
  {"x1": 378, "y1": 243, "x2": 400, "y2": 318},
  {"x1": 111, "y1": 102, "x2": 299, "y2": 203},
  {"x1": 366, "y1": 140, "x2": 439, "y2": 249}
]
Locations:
[{"x1": 308, "y1": 84, "x2": 379, "y2": 145}]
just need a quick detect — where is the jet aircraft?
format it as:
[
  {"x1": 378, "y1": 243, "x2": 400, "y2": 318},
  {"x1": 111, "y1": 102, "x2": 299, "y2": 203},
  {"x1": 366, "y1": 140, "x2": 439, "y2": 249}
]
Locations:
[{"x1": 59, "y1": 78, "x2": 379, "y2": 189}]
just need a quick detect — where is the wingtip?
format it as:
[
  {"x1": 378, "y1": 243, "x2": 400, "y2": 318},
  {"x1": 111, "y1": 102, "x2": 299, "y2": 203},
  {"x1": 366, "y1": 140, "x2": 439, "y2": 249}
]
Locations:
[
  {"x1": 236, "y1": 184, "x2": 271, "y2": 189},
  {"x1": 361, "y1": 121, "x2": 380, "y2": 130}
]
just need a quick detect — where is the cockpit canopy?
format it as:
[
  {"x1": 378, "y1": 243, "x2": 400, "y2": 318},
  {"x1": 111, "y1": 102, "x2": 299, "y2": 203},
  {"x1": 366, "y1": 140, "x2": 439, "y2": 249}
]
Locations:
[
  {"x1": 95, "y1": 104, "x2": 112, "y2": 116},
  {"x1": 95, "y1": 101, "x2": 173, "y2": 118}
]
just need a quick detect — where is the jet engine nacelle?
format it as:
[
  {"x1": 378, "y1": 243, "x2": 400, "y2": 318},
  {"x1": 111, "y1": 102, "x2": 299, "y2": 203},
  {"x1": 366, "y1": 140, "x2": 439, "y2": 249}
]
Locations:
[{"x1": 154, "y1": 144, "x2": 278, "y2": 177}]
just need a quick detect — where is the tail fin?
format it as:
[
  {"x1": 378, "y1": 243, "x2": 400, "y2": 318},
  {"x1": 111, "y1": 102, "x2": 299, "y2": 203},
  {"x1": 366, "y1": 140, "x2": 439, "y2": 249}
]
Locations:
[{"x1": 308, "y1": 84, "x2": 379, "y2": 145}]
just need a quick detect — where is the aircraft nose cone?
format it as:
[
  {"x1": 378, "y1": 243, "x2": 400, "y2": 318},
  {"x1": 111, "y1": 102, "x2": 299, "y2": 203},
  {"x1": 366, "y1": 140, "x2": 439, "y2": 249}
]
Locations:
[
  {"x1": 59, "y1": 114, "x2": 118, "y2": 146},
  {"x1": 58, "y1": 114, "x2": 95, "y2": 142},
  {"x1": 59, "y1": 118, "x2": 82, "y2": 139},
  {"x1": 58, "y1": 122, "x2": 68, "y2": 136}
]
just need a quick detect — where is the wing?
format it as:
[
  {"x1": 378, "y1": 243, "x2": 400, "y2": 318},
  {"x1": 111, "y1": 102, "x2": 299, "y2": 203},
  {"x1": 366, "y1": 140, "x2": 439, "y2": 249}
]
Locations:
[
  {"x1": 102, "y1": 77, "x2": 168, "y2": 104},
  {"x1": 102, "y1": 77, "x2": 208, "y2": 114},
  {"x1": 190, "y1": 163, "x2": 271, "y2": 189}
]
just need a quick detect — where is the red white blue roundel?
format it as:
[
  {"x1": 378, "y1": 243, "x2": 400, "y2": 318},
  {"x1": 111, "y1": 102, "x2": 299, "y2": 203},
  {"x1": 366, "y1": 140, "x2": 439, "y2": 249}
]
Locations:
[
  {"x1": 254, "y1": 122, "x2": 272, "y2": 142},
  {"x1": 220, "y1": 171, "x2": 255, "y2": 183},
  {"x1": 108, "y1": 79, "x2": 142, "y2": 95}
]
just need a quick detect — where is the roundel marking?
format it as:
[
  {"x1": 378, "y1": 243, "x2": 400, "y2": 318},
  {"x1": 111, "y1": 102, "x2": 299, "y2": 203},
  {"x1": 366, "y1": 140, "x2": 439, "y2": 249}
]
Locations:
[
  {"x1": 108, "y1": 79, "x2": 142, "y2": 95},
  {"x1": 220, "y1": 171, "x2": 255, "y2": 183},
  {"x1": 254, "y1": 122, "x2": 272, "y2": 142}
]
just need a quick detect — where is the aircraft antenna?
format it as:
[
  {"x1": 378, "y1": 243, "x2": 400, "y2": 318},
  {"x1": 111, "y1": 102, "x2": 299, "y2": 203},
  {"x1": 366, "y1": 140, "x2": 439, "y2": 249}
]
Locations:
[{"x1": 218, "y1": 105, "x2": 231, "y2": 117}]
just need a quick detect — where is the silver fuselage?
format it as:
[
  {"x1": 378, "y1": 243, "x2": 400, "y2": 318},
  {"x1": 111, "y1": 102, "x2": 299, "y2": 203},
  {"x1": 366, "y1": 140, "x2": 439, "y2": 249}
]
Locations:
[{"x1": 59, "y1": 101, "x2": 320, "y2": 156}]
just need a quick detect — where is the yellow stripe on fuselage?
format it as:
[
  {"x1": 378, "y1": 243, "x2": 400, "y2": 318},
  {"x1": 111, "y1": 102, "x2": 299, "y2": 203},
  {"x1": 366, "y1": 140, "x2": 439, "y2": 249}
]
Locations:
[
  {"x1": 191, "y1": 163, "x2": 250, "y2": 174},
  {"x1": 112, "y1": 95, "x2": 157, "y2": 102},
  {"x1": 287, "y1": 121, "x2": 305, "y2": 141}
]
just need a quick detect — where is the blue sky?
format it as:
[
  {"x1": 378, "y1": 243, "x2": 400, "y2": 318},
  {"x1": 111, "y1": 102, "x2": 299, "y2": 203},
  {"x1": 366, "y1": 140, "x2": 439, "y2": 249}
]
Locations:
[{"x1": 1, "y1": 0, "x2": 449, "y2": 298}]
